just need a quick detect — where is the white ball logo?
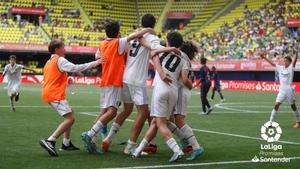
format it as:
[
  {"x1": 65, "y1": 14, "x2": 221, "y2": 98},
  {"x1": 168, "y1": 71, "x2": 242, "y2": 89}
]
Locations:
[{"x1": 261, "y1": 121, "x2": 282, "y2": 142}]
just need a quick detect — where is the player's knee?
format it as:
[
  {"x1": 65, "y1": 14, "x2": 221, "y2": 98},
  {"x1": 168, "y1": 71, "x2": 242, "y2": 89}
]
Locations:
[{"x1": 65, "y1": 113, "x2": 75, "y2": 124}]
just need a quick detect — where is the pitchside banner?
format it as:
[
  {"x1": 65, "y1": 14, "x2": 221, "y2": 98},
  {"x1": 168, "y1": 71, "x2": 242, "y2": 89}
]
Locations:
[{"x1": 1, "y1": 75, "x2": 300, "y2": 94}]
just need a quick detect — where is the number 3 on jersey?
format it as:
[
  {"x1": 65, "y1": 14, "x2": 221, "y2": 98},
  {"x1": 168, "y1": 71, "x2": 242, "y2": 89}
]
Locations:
[
  {"x1": 160, "y1": 53, "x2": 181, "y2": 72},
  {"x1": 129, "y1": 40, "x2": 141, "y2": 57}
]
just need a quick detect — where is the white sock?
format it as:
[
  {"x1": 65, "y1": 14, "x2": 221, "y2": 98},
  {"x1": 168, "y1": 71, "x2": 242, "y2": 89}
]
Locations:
[
  {"x1": 48, "y1": 135, "x2": 56, "y2": 141},
  {"x1": 149, "y1": 138, "x2": 156, "y2": 145},
  {"x1": 167, "y1": 121, "x2": 185, "y2": 141},
  {"x1": 181, "y1": 124, "x2": 200, "y2": 150},
  {"x1": 128, "y1": 139, "x2": 136, "y2": 146},
  {"x1": 269, "y1": 109, "x2": 277, "y2": 122},
  {"x1": 135, "y1": 138, "x2": 148, "y2": 155},
  {"x1": 88, "y1": 121, "x2": 103, "y2": 138},
  {"x1": 166, "y1": 138, "x2": 180, "y2": 153},
  {"x1": 105, "y1": 122, "x2": 120, "y2": 142},
  {"x1": 293, "y1": 109, "x2": 300, "y2": 122},
  {"x1": 63, "y1": 138, "x2": 70, "y2": 146}
]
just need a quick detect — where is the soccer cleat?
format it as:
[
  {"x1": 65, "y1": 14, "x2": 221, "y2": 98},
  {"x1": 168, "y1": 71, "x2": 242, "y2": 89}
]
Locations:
[
  {"x1": 60, "y1": 141, "x2": 80, "y2": 151},
  {"x1": 206, "y1": 107, "x2": 213, "y2": 115},
  {"x1": 124, "y1": 143, "x2": 136, "y2": 155},
  {"x1": 15, "y1": 93, "x2": 19, "y2": 102},
  {"x1": 220, "y1": 99, "x2": 225, "y2": 103},
  {"x1": 169, "y1": 150, "x2": 184, "y2": 162},
  {"x1": 293, "y1": 122, "x2": 300, "y2": 128},
  {"x1": 143, "y1": 144, "x2": 157, "y2": 154},
  {"x1": 81, "y1": 132, "x2": 96, "y2": 153},
  {"x1": 39, "y1": 139, "x2": 58, "y2": 157},
  {"x1": 187, "y1": 147, "x2": 204, "y2": 161},
  {"x1": 131, "y1": 149, "x2": 140, "y2": 159},
  {"x1": 11, "y1": 107, "x2": 16, "y2": 112},
  {"x1": 101, "y1": 140, "x2": 110, "y2": 152}
]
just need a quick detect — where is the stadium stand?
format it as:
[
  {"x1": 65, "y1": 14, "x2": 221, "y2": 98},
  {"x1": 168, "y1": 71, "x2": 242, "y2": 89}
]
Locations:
[
  {"x1": 171, "y1": 0, "x2": 229, "y2": 35},
  {"x1": 0, "y1": 0, "x2": 298, "y2": 64}
]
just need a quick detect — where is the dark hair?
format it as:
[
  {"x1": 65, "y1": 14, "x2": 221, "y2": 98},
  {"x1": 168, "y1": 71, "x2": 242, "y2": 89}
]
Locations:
[
  {"x1": 180, "y1": 41, "x2": 198, "y2": 60},
  {"x1": 105, "y1": 22, "x2": 120, "y2": 38},
  {"x1": 141, "y1": 14, "x2": 156, "y2": 28},
  {"x1": 9, "y1": 55, "x2": 16, "y2": 60},
  {"x1": 48, "y1": 39, "x2": 64, "y2": 54},
  {"x1": 284, "y1": 56, "x2": 292, "y2": 62},
  {"x1": 200, "y1": 57, "x2": 207, "y2": 64},
  {"x1": 167, "y1": 32, "x2": 183, "y2": 48},
  {"x1": 212, "y1": 66, "x2": 216, "y2": 70}
]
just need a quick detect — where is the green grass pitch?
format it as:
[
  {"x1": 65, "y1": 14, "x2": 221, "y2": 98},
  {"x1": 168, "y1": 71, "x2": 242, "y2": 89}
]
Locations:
[{"x1": 0, "y1": 84, "x2": 300, "y2": 169}]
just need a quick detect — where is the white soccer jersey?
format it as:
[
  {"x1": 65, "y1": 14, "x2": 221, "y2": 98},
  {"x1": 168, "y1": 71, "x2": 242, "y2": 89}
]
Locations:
[
  {"x1": 154, "y1": 52, "x2": 187, "y2": 89},
  {"x1": 4, "y1": 64, "x2": 23, "y2": 87},
  {"x1": 275, "y1": 64, "x2": 294, "y2": 87},
  {"x1": 178, "y1": 52, "x2": 191, "y2": 88},
  {"x1": 123, "y1": 33, "x2": 162, "y2": 87},
  {"x1": 151, "y1": 52, "x2": 186, "y2": 119}
]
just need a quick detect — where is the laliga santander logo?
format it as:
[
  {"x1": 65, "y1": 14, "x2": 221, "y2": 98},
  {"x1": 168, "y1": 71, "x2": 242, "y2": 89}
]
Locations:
[
  {"x1": 255, "y1": 82, "x2": 262, "y2": 91},
  {"x1": 261, "y1": 121, "x2": 282, "y2": 142}
]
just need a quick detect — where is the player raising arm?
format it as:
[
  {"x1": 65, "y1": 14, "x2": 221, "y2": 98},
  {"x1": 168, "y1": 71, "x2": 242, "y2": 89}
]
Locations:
[
  {"x1": 2, "y1": 55, "x2": 36, "y2": 112},
  {"x1": 132, "y1": 32, "x2": 192, "y2": 162},
  {"x1": 39, "y1": 39, "x2": 103, "y2": 157},
  {"x1": 260, "y1": 49, "x2": 300, "y2": 128},
  {"x1": 81, "y1": 22, "x2": 156, "y2": 154}
]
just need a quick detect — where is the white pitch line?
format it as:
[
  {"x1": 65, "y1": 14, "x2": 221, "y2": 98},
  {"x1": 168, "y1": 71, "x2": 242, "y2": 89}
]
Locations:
[
  {"x1": 98, "y1": 156, "x2": 300, "y2": 169},
  {"x1": 78, "y1": 112, "x2": 300, "y2": 146}
]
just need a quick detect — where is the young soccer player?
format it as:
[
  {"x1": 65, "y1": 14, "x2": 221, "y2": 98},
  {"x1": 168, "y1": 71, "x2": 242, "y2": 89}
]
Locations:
[
  {"x1": 196, "y1": 58, "x2": 213, "y2": 115},
  {"x1": 2, "y1": 55, "x2": 35, "y2": 112},
  {"x1": 132, "y1": 32, "x2": 193, "y2": 162},
  {"x1": 210, "y1": 66, "x2": 225, "y2": 102},
  {"x1": 100, "y1": 14, "x2": 171, "y2": 154},
  {"x1": 260, "y1": 50, "x2": 300, "y2": 128},
  {"x1": 81, "y1": 22, "x2": 155, "y2": 154},
  {"x1": 168, "y1": 41, "x2": 204, "y2": 161},
  {"x1": 39, "y1": 39, "x2": 103, "y2": 157}
]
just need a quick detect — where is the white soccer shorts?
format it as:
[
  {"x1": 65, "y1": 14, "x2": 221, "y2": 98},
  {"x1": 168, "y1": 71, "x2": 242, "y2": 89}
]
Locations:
[
  {"x1": 150, "y1": 85, "x2": 178, "y2": 119},
  {"x1": 276, "y1": 86, "x2": 296, "y2": 105},
  {"x1": 173, "y1": 87, "x2": 191, "y2": 116},
  {"x1": 7, "y1": 83, "x2": 20, "y2": 97},
  {"x1": 49, "y1": 100, "x2": 73, "y2": 116},
  {"x1": 100, "y1": 87, "x2": 122, "y2": 109},
  {"x1": 121, "y1": 83, "x2": 148, "y2": 105}
]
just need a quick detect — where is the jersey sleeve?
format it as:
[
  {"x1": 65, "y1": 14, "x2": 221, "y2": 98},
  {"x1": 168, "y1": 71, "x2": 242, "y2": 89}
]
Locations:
[
  {"x1": 275, "y1": 64, "x2": 281, "y2": 72},
  {"x1": 95, "y1": 49, "x2": 100, "y2": 59},
  {"x1": 148, "y1": 35, "x2": 164, "y2": 50},
  {"x1": 118, "y1": 37, "x2": 129, "y2": 55},
  {"x1": 182, "y1": 59, "x2": 189, "y2": 70},
  {"x1": 3, "y1": 64, "x2": 9, "y2": 74},
  {"x1": 57, "y1": 57, "x2": 98, "y2": 73}
]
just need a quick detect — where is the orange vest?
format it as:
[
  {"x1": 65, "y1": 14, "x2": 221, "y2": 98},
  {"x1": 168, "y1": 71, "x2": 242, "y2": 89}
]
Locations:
[
  {"x1": 42, "y1": 55, "x2": 68, "y2": 102},
  {"x1": 99, "y1": 39, "x2": 126, "y2": 87}
]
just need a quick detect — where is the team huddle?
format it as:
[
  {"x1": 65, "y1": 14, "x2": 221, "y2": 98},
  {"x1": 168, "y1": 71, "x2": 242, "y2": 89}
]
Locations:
[{"x1": 2, "y1": 14, "x2": 300, "y2": 162}]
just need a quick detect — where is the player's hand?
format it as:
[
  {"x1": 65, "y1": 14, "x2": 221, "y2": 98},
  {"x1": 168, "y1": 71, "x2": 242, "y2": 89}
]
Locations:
[
  {"x1": 171, "y1": 47, "x2": 181, "y2": 55},
  {"x1": 159, "y1": 71, "x2": 172, "y2": 85},
  {"x1": 96, "y1": 56, "x2": 107, "y2": 64}
]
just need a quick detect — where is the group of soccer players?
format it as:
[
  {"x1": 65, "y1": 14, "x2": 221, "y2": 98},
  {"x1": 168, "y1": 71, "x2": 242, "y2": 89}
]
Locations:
[
  {"x1": 2, "y1": 13, "x2": 299, "y2": 163},
  {"x1": 35, "y1": 14, "x2": 205, "y2": 162}
]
